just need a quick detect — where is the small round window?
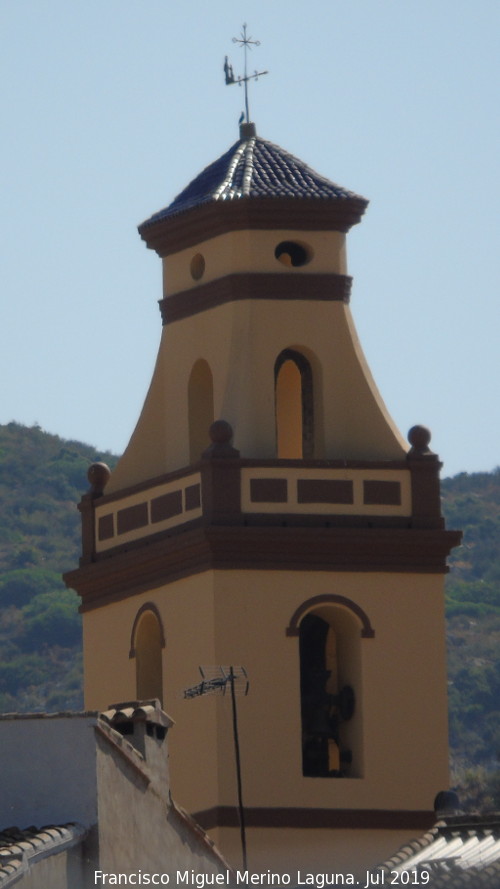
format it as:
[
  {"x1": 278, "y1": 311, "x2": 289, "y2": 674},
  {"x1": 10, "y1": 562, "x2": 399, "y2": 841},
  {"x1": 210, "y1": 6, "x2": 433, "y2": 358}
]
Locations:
[
  {"x1": 275, "y1": 241, "x2": 312, "y2": 268},
  {"x1": 190, "y1": 253, "x2": 205, "y2": 281}
]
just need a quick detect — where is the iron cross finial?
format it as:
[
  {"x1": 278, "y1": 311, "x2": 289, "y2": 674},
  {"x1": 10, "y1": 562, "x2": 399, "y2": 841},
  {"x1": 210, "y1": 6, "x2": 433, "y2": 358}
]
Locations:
[{"x1": 224, "y1": 23, "x2": 268, "y2": 125}]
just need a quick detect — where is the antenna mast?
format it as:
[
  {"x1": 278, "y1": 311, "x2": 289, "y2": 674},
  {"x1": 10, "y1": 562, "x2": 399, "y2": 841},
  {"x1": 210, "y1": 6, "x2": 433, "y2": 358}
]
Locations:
[{"x1": 184, "y1": 666, "x2": 249, "y2": 869}]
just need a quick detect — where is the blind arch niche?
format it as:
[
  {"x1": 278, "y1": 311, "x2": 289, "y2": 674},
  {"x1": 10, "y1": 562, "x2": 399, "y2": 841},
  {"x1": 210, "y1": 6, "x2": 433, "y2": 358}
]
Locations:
[
  {"x1": 130, "y1": 603, "x2": 165, "y2": 706},
  {"x1": 188, "y1": 359, "x2": 214, "y2": 463}
]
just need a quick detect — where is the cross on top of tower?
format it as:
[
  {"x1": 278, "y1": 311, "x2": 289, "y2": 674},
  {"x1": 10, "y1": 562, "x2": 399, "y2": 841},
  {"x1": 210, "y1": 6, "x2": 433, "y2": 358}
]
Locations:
[{"x1": 224, "y1": 23, "x2": 268, "y2": 125}]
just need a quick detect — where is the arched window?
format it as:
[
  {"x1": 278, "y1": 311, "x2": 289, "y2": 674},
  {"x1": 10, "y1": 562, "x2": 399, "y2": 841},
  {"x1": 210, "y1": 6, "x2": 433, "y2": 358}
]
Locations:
[
  {"x1": 275, "y1": 349, "x2": 314, "y2": 459},
  {"x1": 295, "y1": 601, "x2": 366, "y2": 778},
  {"x1": 130, "y1": 605, "x2": 165, "y2": 706},
  {"x1": 188, "y1": 359, "x2": 214, "y2": 463}
]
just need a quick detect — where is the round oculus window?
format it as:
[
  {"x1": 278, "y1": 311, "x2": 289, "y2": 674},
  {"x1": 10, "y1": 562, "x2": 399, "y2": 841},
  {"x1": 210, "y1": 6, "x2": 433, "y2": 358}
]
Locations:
[
  {"x1": 275, "y1": 241, "x2": 313, "y2": 268},
  {"x1": 190, "y1": 253, "x2": 206, "y2": 281}
]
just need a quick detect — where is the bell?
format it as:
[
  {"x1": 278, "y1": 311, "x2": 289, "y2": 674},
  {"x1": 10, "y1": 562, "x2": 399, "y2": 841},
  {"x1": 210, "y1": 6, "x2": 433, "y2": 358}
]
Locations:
[
  {"x1": 340, "y1": 749, "x2": 353, "y2": 765},
  {"x1": 330, "y1": 685, "x2": 356, "y2": 721},
  {"x1": 309, "y1": 709, "x2": 338, "y2": 739}
]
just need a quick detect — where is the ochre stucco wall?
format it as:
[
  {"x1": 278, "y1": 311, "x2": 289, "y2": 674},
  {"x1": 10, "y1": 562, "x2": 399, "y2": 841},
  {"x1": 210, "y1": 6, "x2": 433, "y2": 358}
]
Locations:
[
  {"x1": 83, "y1": 568, "x2": 449, "y2": 819},
  {"x1": 163, "y1": 229, "x2": 348, "y2": 296},
  {"x1": 216, "y1": 824, "x2": 421, "y2": 879},
  {"x1": 108, "y1": 297, "x2": 407, "y2": 493}
]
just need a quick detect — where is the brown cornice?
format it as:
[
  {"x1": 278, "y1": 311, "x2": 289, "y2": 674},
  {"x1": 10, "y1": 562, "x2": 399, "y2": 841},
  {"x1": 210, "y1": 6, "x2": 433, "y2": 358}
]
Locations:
[
  {"x1": 65, "y1": 524, "x2": 462, "y2": 613},
  {"x1": 139, "y1": 197, "x2": 367, "y2": 258},
  {"x1": 192, "y1": 805, "x2": 436, "y2": 832},
  {"x1": 160, "y1": 272, "x2": 352, "y2": 325}
]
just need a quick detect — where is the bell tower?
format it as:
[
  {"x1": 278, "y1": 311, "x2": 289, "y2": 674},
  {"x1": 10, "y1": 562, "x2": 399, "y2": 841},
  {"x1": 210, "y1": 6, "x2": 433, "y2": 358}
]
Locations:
[{"x1": 65, "y1": 122, "x2": 461, "y2": 875}]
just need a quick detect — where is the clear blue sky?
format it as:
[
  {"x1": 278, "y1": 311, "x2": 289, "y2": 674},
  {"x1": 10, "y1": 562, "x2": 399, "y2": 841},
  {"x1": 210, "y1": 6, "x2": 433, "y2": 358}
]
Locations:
[{"x1": 1, "y1": 0, "x2": 498, "y2": 478}]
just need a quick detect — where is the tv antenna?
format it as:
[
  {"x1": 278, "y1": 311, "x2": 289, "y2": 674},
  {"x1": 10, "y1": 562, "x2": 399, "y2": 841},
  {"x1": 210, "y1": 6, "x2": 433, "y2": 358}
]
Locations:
[
  {"x1": 224, "y1": 23, "x2": 268, "y2": 124},
  {"x1": 184, "y1": 666, "x2": 249, "y2": 869}
]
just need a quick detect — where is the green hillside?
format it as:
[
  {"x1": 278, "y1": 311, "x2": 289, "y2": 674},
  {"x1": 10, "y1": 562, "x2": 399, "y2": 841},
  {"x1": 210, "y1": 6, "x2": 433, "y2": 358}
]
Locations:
[
  {"x1": 0, "y1": 421, "x2": 498, "y2": 808},
  {"x1": 0, "y1": 421, "x2": 116, "y2": 711},
  {"x1": 442, "y1": 470, "x2": 500, "y2": 808}
]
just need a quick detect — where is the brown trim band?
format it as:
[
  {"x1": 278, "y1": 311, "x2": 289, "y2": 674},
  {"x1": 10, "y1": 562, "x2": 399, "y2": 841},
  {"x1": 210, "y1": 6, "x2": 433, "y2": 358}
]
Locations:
[
  {"x1": 92, "y1": 458, "x2": 411, "y2": 508},
  {"x1": 96, "y1": 464, "x2": 202, "y2": 507},
  {"x1": 192, "y1": 806, "x2": 436, "y2": 832},
  {"x1": 65, "y1": 525, "x2": 463, "y2": 613},
  {"x1": 139, "y1": 197, "x2": 368, "y2": 257},
  {"x1": 160, "y1": 273, "x2": 352, "y2": 324}
]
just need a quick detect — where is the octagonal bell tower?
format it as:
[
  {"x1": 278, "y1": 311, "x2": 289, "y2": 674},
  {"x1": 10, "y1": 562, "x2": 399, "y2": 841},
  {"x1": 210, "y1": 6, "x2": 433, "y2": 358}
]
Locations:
[{"x1": 65, "y1": 122, "x2": 461, "y2": 876}]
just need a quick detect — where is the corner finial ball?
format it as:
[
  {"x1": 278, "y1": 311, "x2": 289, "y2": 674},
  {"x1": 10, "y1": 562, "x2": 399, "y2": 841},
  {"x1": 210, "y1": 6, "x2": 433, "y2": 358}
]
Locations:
[
  {"x1": 202, "y1": 420, "x2": 239, "y2": 459},
  {"x1": 408, "y1": 425, "x2": 432, "y2": 451},
  {"x1": 209, "y1": 420, "x2": 234, "y2": 445},
  {"x1": 88, "y1": 462, "x2": 111, "y2": 495}
]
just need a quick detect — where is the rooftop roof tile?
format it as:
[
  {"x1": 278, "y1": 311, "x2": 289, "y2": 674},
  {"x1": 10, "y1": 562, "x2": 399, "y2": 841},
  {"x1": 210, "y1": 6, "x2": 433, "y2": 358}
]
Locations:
[
  {"x1": 140, "y1": 132, "x2": 367, "y2": 230},
  {"x1": 0, "y1": 824, "x2": 86, "y2": 887},
  {"x1": 375, "y1": 815, "x2": 500, "y2": 887}
]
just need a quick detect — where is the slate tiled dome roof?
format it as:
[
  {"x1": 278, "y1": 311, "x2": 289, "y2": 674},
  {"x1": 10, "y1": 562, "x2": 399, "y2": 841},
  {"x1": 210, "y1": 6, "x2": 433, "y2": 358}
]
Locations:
[
  {"x1": 139, "y1": 125, "x2": 368, "y2": 255},
  {"x1": 141, "y1": 131, "x2": 366, "y2": 228}
]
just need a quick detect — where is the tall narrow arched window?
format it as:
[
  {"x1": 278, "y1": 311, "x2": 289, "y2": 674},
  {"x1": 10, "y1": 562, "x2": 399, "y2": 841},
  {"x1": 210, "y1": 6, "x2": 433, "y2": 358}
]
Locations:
[
  {"x1": 297, "y1": 604, "x2": 364, "y2": 778},
  {"x1": 275, "y1": 349, "x2": 314, "y2": 459},
  {"x1": 188, "y1": 359, "x2": 214, "y2": 463},
  {"x1": 132, "y1": 606, "x2": 165, "y2": 706}
]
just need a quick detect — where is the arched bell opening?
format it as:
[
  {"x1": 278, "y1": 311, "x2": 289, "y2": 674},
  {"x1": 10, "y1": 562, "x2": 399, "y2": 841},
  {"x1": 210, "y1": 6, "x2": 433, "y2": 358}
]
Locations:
[
  {"x1": 275, "y1": 349, "x2": 314, "y2": 459},
  {"x1": 188, "y1": 359, "x2": 214, "y2": 463},
  {"x1": 298, "y1": 605, "x2": 363, "y2": 778}
]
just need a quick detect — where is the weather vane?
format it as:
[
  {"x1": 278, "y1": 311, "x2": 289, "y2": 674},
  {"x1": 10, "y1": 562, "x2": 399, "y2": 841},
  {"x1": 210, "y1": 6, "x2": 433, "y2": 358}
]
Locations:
[{"x1": 224, "y1": 23, "x2": 268, "y2": 125}]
